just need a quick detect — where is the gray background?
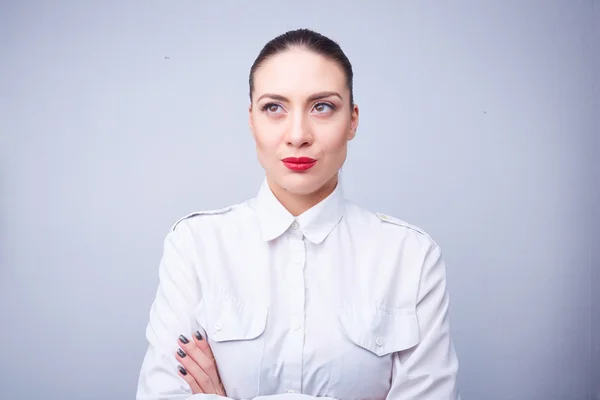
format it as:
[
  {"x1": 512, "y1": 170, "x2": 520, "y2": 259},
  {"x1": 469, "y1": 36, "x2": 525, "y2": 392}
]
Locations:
[{"x1": 1, "y1": 1, "x2": 597, "y2": 399}]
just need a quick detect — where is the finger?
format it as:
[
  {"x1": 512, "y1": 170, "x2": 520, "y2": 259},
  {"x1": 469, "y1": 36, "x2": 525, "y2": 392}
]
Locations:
[
  {"x1": 177, "y1": 365, "x2": 203, "y2": 394},
  {"x1": 180, "y1": 333, "x2": 221, "y2": 391},
  {"x1": 177, "y1": 335, "x2": 215, "y2": 393},
  {"x1": 193, "y1": 331, "x2": 226, "y2": 395},
  {"x1": 176, "y1": 348, "x2": 214, "y2": 393},
  {"x1": 194, "y1": 330, "x2": 216, "y2": 361}
]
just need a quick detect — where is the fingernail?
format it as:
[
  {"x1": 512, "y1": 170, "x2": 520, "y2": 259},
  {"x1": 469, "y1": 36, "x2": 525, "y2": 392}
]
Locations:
[
  {"x1": 179, "y1": 335, "x2": 189, "y2": 344},
  {"x1": 177, "y1": 348, "x2": 186, "y2": 358},
  {"x1": 178, "y1": 366, "x2": 188, "y2": 376},
  {"x1": 194, "y1": 331, "x2": 203, "y2": 341}
]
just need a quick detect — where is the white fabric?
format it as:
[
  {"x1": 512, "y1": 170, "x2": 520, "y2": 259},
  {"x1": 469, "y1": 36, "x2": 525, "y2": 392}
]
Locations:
[{"x1": 136, "y1": 179, "x2": 460, "y2": 400}]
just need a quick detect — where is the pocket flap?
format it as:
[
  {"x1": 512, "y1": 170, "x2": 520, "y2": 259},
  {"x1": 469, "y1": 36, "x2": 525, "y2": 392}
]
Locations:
[
  {"x1": 195, "y1": 295, "x2": 268, "y2": 342},
  {"x1": 337, "y1": 305, "x2": 419, "y2": 356}
]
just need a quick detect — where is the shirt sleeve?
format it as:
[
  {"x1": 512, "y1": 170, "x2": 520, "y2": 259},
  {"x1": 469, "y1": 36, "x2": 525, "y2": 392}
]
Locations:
[
  {"x1": 385, "y1": 243, "x2": 461, "y2": 399},
  {"x1": 136, "y1": 224, "x2": 206, "y2": 399},
  {"x1": 135, "y1": 224, "x2": 339, "y2": 400}
]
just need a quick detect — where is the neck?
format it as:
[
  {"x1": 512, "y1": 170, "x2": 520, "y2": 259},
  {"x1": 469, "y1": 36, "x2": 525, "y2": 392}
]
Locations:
[{"x1": 268, "y1": 174, "x2": 339, "y2": 217}]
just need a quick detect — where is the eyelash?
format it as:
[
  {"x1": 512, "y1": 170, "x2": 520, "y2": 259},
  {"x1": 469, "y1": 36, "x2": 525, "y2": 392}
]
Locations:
[
  {"x1": 260, "y1": 103, "x2": 279, "y2": 112},
  {"x1": 260, "y1": 102, "x2": 336, "y2": 113}
]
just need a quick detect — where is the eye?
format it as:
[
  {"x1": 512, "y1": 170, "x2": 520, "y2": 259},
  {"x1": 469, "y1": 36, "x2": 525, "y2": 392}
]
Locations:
[
  {"x1": 261, "y1": 103, "x2": 284, "y2": 114},
  {"x1": 312, "y1": 102, "x2": 335, "y2": 114}
]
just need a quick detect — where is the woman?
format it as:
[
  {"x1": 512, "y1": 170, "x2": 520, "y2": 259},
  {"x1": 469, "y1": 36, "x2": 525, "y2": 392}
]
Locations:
[{"x1": 136, "y1": 29, "x2": 461, "y2": 400}]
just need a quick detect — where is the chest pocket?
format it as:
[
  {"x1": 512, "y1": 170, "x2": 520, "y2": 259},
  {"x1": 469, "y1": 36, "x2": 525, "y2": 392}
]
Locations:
[
  {"x1": 201, "y1": 297, "x2": 267, "y2": 342},
  {"x1": 194, "y1": 293, "x2": 268, "y2": 399},
  {"x1": 338, "y1": 304, "x2": 419, "y2": 356},
  {"x1": 328, "y1": 304, "x2": 420, "y2": 400}
]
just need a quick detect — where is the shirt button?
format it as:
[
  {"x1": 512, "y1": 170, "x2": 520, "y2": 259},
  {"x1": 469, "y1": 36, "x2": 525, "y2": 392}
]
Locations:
[
  {"x1": 375, "y1": 337, "x2": 383, "y2": 347},
  {"x1": 291, "y1": 221, "x2": 299, "y2": 229},
  {"x1": 291, "y1": 316, "x2": 301, "y2": 330},
  {"x1": 215, "y1": 323, "x2": 223, "y2": 331}
]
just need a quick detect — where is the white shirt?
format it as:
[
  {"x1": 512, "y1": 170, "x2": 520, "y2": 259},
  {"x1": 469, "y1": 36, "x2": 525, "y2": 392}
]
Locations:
[{"x1": 136, "y1": 179, "x2": 460, "y2": 400}]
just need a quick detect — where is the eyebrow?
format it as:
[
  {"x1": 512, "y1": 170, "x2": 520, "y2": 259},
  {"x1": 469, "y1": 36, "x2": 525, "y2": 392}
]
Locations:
[{"x1": 256, "y1": 91, "x2": 343, "y2": 103}]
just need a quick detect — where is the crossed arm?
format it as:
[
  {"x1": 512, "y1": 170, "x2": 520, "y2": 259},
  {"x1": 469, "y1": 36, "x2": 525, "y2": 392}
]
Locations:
[{"x1": 136, "y1": 227, "x2": 459, "y2": 399}]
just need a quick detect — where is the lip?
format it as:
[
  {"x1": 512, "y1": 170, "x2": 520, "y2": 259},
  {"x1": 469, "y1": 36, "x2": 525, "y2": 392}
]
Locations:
[{"x1": 282, "y1": 157, "x2": 317, "y2": 172}]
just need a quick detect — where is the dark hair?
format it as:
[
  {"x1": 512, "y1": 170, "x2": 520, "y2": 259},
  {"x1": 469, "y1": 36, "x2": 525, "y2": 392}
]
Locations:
[{"x1": 249, "y1": 29, "x2": 354, "y2": 106}]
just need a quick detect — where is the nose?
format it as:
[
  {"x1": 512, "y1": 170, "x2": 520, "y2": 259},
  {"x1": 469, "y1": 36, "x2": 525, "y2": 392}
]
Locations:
[{"x1": 285, "y1": 113, "x2": 313, "y2": 148}]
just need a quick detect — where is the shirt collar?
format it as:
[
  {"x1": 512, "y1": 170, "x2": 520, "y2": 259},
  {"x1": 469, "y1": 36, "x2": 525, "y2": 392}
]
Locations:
[{"x1": 255, "y1": 177, "x2": 346, "y2": 244}]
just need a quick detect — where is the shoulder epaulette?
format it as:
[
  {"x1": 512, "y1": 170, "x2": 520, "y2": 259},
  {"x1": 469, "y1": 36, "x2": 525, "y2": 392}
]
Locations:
[
  {"x1": 171, "y1": 206, "x2": 232, "y2": 231},
  {"x1": 376, "y1": 212, "x2": 429, "y2": 238}
]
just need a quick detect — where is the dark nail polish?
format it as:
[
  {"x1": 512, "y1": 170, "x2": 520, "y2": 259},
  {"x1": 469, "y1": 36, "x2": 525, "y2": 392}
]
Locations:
[
  {"x1": 179, "y1": 335, "x2": 189, "y2": 344},
  {"x1": 177, "y1": 348, "x2": 186, "y2": 358},
  {"x1": 194, "y1": 331, "x2": 203, "y2": 341},
  {"x1": 178, "y1": 366, "x2": 187, "y2": 376}
]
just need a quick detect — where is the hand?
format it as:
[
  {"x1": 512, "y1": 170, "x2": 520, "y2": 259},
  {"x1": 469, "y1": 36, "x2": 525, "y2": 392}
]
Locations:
[{"x1": 176, "y1": 331, "x2": 226, "y2": 396}]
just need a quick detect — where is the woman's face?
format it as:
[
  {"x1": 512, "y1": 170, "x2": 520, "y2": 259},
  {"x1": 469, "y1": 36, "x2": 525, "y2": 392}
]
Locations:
[{"x1": 249, "y1": 47, "x2": 359, "y2": 197}]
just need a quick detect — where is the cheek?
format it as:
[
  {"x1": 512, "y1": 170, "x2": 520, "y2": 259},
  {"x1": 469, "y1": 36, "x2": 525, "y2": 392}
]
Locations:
[
  {"x1": 252, "y1": 121, "x2": 282, "y2": 156},
  {"x1": 317, "y1": 124, "x2": 350, "y2": 158}
]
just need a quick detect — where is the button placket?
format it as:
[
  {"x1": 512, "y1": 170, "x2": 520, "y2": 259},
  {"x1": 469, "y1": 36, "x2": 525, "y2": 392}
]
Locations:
[{"x1": 282, "y1": 235, "x2": 306, "y2": 394}]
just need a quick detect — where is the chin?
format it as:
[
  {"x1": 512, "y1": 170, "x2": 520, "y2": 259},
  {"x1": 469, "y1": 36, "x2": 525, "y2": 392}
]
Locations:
[{"x1": 277, "y1": 173, "x2": 330, "y2": 196}]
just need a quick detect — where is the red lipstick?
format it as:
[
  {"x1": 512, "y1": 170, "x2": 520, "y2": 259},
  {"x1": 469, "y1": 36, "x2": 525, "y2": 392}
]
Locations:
[{"x1": 282, "y1": 157, "x2": 317, "y2": 172}]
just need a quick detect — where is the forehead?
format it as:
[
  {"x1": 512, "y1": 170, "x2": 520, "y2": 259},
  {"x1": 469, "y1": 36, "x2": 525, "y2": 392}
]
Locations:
[{"x1": 253, "y1": 48, "x2": 347, "y2": 99}]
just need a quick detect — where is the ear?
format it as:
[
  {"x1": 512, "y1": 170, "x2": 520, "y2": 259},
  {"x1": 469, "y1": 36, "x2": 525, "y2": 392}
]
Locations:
[
  {"x1": 248, "y1": 103, "x2": 255, "y2": 139},
  {"x1": 348, "y1": 103, "x2": 359, "y2": 141}
]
